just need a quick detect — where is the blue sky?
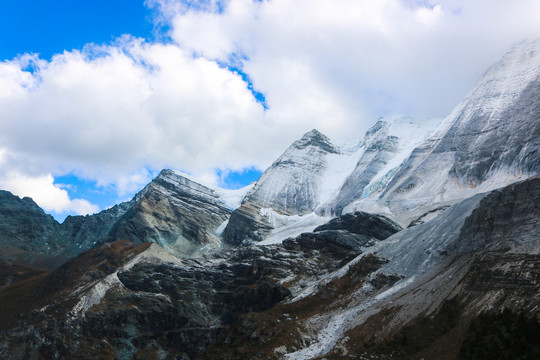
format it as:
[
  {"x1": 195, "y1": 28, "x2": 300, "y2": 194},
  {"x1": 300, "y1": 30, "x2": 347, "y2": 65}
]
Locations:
[
  {"x1": 0, "y1": 0, "x2": 539, "y2": 222},
  {"x1": 0, "y1": 1, "x2": 155, "y2": 60}
]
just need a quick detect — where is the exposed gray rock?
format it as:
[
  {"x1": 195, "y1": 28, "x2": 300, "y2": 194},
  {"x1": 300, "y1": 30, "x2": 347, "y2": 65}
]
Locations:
[
  {"x1": 283, "y1": 230, "x2": 374, "y2": 261},
  {"x1": 454, "y1": 174, "x2": 540, "y2": 253},
  {"x1": 220, "y1": 201, "x2": 273, "y2": 246},
  {"x1": 0, "y1": 190, "x2": 60, "y2": 251},
  {"x1": 105, "y1": 169, "x2": 232, "y2": 255},
  {"x1": 0, "y1": 170, "x2": 233, "y2": 267},
  {"x1": 314, "y1": 210, "x2": 403, "y2": 239},
  {"x1": 59, "y1": 201, "x2": 133, "y2": 258}
]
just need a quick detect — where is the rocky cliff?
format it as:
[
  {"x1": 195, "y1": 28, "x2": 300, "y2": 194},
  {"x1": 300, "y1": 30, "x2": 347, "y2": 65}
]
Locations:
[
  {"x1": 0, "y1": 170, "x2": 235, "y2": 268},
  {"x1": 0, "y1": 40, "x2": 539, "y2": 360},
  {"x1": 104, "y1": 169, "x2": 232, "y2": 255},
  {"x1": 0, "y1": 190, "x2": 64, "y2": 268},
  {"x1": 0, "y1": 211, "x2": 401, "y2": 359}
]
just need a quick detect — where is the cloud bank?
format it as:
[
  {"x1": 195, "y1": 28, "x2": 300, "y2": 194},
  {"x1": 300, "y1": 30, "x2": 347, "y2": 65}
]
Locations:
[{"x1": 1, "y1": 0, "x2": 539, "y2": 216}]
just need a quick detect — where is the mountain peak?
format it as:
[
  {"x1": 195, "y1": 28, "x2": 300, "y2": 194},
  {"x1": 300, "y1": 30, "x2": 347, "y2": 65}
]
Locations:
[
  {"x1": 150, "y1": 169, "x2": 209, "y2": 193},
  {"x1": 303, "y1": 128, "x2": 324, "y2": 137},
  {"x1": 294, "y1": 128, "x2": 339, "y2": 153}
]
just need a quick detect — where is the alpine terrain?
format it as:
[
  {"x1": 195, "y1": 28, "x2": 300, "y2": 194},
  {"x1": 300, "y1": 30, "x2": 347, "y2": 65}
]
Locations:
[{"x1": 0, "y1": 39, "x2": 539, "y2": 359}]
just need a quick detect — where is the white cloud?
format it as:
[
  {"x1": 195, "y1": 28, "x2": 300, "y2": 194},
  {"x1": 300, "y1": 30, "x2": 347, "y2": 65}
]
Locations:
[
  {"x1": 0, "y1": 0, "x2": 539, "y2": 213},
  {"x1": 0, "y1": 40, "x2": 283, "y2": 190}
]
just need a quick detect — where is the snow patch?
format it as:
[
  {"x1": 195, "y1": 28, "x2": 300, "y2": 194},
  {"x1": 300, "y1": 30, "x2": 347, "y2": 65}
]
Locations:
[
  {"x1": 362, "y1": 115, "x2": 443, "y2": 199},
  {"x1": 215, "y1": 219, "x2": 229, "y2": 235},
  {"x1": 72, "y1": 272, "x2": 123, "y2": 315},
  {"x1": 213, "y1": 185, "x2": 253, "y2": 210},
  {"x1": 284, "y1": 276, "x2": 416, "y2": 359},
  {"x1": 317, "y1": 146, "x2": 364, "y2": 206}
]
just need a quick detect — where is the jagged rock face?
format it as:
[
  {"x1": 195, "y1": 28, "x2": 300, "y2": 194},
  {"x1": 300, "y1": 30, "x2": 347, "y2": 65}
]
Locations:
[
  {"x1": 221, "y1": 201, "x2": 273, "y2": 245},
  {"x1": 107, "y1": 170, "x2": 232, "y2": 255},
  {"x1": 0, "y1": 190, "x2": 132, "y2": 268},
  {"x1": 223, "y1": 129, "x2": 340, "y2": 245},
  {"x1": 0, "y1": 191, "x2": 65, "y2": 268},
  {"x1": 59, "y1": 202, "x2": 133, "y2": 258},
  {"x1": 362, "y1": 39, "x2": 540, "y2": 223},
  {"x1": 454, "y1": 174, "x2": 540, "y2": 254},
  {"x1": 314, "y1": 210, "x2": 403, "y2": 239},
  {"x1": 0, "y1": 191, "x2": 58, "y2": 251},
  {"x1": 0, "y1": 170, "x2": 232, "y2": 267},
  {"x1": 0, "y1": 210, "x2": 402, "y2": 359}
]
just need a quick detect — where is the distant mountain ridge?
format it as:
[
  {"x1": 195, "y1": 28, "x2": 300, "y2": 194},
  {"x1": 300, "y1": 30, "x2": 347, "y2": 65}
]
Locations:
[
  {"x1": 2, "y1": 40, "x2": 540, "y2": 264},
  {"x1": 0, "y1": 169, "x2": 243, "y2": 268},
  {"x1": 1, "y1": 39, "x2": 540, "y2": 359}
]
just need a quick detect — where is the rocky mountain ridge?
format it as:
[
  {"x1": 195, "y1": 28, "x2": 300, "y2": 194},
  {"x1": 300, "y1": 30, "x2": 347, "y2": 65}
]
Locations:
[
  {"x1": 351, "y1": 38, "x2": 540, "y2": 223},
  {"x1": 0, "y1": 169, "x2": 239, "y2": 268},
  {"x1": 0, "y1": 39, "x2": 539, "y2": 359},
  {"x1": 223, "y1": 39, "x2": 540, "y2": 246},
  {"x1": 1, "y1": 175, "x2": 538, "y2": 359}
]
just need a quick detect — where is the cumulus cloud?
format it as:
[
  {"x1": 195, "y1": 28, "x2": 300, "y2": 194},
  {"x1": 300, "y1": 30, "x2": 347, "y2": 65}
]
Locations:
[
  {"x1": 1, "y1": 0, "x2": 539, "y2": 214},
  {"x1": 0, "y1": 40, "x2": 277, "y2": 203}
]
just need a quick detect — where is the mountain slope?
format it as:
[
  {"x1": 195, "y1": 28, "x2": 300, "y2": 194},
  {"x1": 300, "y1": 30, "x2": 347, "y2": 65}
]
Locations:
[
  {"x1": 318, "y1": 115, "x2": 442, "y2": 217},
  {"x1": 347, "y1": 39, "x2": 540, "y2": 224},
  {"x1": 210, "y1": 175, "x2": 540, "y2": 360},
  {"x1": 104, "y1": 169, "x2": 233, "y2": 255},
  {"x1": 0, "y1": 190, "x2": 64, "y2": 268},
  {"x1": 223, "y1": 129, "x2": 342, "y2": 245},
  {"x1": 0, "y1": 211, "x2": 402, "y2": 359},
  {"x1": 224, "y1": 117, "x2": 442, "y2": 245},
  {"x1": 0, "y1": 170, "x2": 241, "y2": 267}
]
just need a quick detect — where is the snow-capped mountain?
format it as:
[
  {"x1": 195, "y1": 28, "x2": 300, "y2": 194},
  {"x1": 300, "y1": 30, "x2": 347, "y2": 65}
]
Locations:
[
  {"x1": 317, "y1": 115, "x2": 442, "y2": 217},
  {"x1": 223, "y1": 115, "x2": 442, "y2": 245},
  {"x1": 244, "y1": 129, "x2": 341, "y2": 216},
  {"x1": 224, "y1": 38, "x2": 540, "y2": 242},
  {"x1": 1, "y1": 39, "x2": 540, "y2": 360},
  {"x1": 223, "y1": 129, "x2": 343, "y2": 245},
  {"x1": 347, "y1": 39, "x2": 540, "y2": 223},
  {"x1": 105, "y1": 169, "x2": 235, "y2": 255}
]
